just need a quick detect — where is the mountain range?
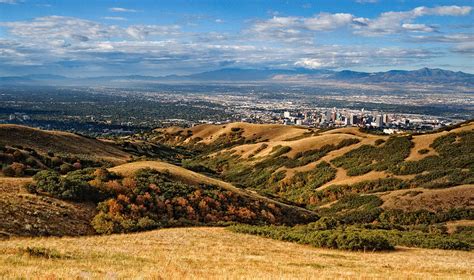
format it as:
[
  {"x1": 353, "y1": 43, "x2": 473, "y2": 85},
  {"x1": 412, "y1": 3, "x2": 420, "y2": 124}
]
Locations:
[{"x1": 1, "y1": 67, "x2": 473, "y2": 86}]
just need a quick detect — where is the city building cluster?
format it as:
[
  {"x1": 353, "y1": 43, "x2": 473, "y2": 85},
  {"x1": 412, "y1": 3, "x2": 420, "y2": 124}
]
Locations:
[{"x1": 277, "y1": 109, "x2": 449, "y2": 133}]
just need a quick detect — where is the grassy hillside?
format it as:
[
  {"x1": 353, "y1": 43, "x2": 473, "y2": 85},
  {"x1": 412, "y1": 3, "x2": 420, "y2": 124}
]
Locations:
[
  {"x1": 110, "y1": 160, "x2": 317, "y2": 218},
  {"x1": 0, "y1": 177, "x2": 96, "y2": 238},
  {"x1": 0, "y1": 124, "x2": 131, "y2": 164},
  {"x1": 149, "y1": 121, "x2": 474, "y2": 250},
  {"x1": 1, "y1": 227, "x2": 473, "y2": 279},
  {"x1": 0, "y1": 121, "x2": 472, "y2": 253},
  {"x1": 161, "y1": 121, "x2": 473, "y2": 203},
  {"x1": 156, "y1": 122, "x2": 312, "y2": 145}
]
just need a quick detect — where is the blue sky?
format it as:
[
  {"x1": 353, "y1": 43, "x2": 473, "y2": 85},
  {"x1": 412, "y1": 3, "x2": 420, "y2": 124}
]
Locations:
[{"x1": 0, "y1": 0, "x2": 473, "y2": 76}]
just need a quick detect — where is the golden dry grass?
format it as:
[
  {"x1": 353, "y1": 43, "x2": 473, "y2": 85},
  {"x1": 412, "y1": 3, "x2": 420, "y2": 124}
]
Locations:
[
  {"x1": 0, "y1": 124, "x2": 131, "y2": 163},
  {"x1": 406, "y1": 133, "x2": 442, "y2": 161},
  {"x1": 110, "y1": 160, "x2": 237, "y2": 190},
  {"x1": 0, "y1": 227, "x2": 473, "y2": 279},
  {"x1": 279, "y1": 133, "x2": 384, "y2": 181},
  {"x1": 228, "y1": 133, "x2": 360, "y2": 159},
  {"x1": 317, "y1": 170, "x2": 415, "y2": 190},
  {"x1": 160, "y1": 122, "x2": 311, "y2": 145},
  {"x1": 379, "y1": 184, "x2": 474, "y2": 212},
  {"x1": 406, "y1": 123, "x2": 474, "y2": 161}
]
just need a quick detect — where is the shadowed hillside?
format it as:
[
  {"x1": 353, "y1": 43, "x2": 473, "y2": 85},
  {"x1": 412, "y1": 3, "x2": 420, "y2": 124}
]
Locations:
[{"x1": 0, "y1": 177, "x2": 96, "y2": 238}]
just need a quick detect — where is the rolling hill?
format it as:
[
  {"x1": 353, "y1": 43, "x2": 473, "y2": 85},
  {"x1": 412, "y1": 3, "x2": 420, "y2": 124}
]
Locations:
[
  {"x1": 154, "y1": 121, "x2": 474, "y2": 223},
  {"x1": 0, "y1": 124, "x2": 131, "y2": 164},
  {"x1": 109, "y1": 160, "x2": 317, "y2": 221},
  {"x1": 0, "y1": 121, "x2": 472, "y2": 275}
]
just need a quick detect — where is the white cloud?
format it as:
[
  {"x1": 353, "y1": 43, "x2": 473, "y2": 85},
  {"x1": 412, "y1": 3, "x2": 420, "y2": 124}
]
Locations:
[
  {"x1": 352, "y1": 6, "x2": 471, "y2": 36},
  {"x1": 109, "y1": 7, "x2": 137, "y2": 13},
  {"x1": 412, "y1": 6, "x2": 472, "y2": 16},
  {"x1": 409, "y1": 34, "x2": 474, "y2": 43},
  {"x1": 304, "y1": 13, "x2": 354, "y2": 31},
  {"x1": 453, "y1": 42, "x2": 474, "y2": 55},
  {"x1": 0, "y1": 7, "x2": 469, "y2": 75},
  {"x1": 294, "y1": 58, "x2": 323, "y2": 68},
  {"x1": 401, "y1": 23, "x2": 435, "y2": 33},
  {"x1": 103, "y1": 17, "x2": 127, "y2": 21},
  {"x1": 249, "y1": 5, "x2": 472, "y2": 40},
  {"x1": 1, "y1": 16, "x2": 180, "y2": 43},
  {"x1": 0, "y1": 0, "x2": 19, "y2": 4}
]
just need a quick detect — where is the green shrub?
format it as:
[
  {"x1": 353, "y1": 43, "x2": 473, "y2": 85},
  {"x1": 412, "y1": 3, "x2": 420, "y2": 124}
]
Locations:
[
  {"x1": 32, "y1": 169, "x2": 109, "y2": 202},
  {"x1": 228, "y1": 224, "x2": 394, "y2": 251},
  {"x1": 418, "y1": 148, "x2": 430, "y2": 155},
  {"x1": 90, "y1": 168, "x2": 315, "y2": 234},
  {"x1": 332, "y1": 136, "x2": 412, "y2": 176},
  {"x1": 228, "y1": 223, "x2": 471, "y2": 251}
]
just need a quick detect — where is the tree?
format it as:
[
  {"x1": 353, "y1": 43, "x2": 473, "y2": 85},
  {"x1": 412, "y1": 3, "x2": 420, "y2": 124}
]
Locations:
[{"x1": 59, "y1": 163, "x2": 73, "y2": 174}]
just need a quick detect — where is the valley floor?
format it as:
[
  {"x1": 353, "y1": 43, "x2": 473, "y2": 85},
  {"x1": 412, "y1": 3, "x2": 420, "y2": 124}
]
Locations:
[{"x1": 0, "y1": 227, "x2": 473, "y2": 279}]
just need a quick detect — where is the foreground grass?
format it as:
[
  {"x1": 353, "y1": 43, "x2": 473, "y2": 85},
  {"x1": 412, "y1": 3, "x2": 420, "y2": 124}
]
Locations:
[{"x1": 1, "y1": 227, "x2": 473, "y2": 279}]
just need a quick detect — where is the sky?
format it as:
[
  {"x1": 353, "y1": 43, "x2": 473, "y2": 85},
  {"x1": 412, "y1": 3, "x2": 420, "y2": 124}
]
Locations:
[{"x1": 0, "y1": 0, "x2": 473, "y2": 77}]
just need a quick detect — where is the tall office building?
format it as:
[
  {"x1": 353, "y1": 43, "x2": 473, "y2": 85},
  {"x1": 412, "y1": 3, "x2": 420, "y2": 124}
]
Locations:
[{"x1": 375, "y1": 115, "x2": 383, "y2": 127}]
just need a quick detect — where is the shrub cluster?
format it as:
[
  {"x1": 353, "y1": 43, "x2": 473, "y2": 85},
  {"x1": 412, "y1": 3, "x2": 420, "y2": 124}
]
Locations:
[
  {"x1": 229, "y1": 222, "x2": 471, "y2": 251},
  {"x1": 308, "y1": 178, "x2": 407, "y2": 206},
  {"x1": 90, "y1": 168, "x2": 315, "y2": 234},
  {"x1": 391, "y1": 131, "x2": 474, "y2": 188},
  {"x1": 187, "y1": 138, "x2": 359, "y2": 201},
  {"x1": 379, "y1": 208, "x2": 474, "y2": 225},
  {"x1": 228, "y1": 224, "x2": 394, "y2": 251},
  {"x1": 278, "y1": 161, "x2": 337, "y2": 204},
  {"x1": 27, "y1": 168, "x2": 114, "y2": 202},
  {"x1": 0, "y1": 145, "x2": 103, "y2": 177},
  {"x1": 331, "y1": 136, "x2": 412, "y2": 176},
  {"x1": 318, "y1": 194, "x2": 383, "y2": 224}
]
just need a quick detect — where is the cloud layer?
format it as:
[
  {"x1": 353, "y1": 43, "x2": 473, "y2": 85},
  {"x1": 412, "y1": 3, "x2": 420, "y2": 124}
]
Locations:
[{"x1": 0, "y1": 5, "x2": 472, "y2": 75}]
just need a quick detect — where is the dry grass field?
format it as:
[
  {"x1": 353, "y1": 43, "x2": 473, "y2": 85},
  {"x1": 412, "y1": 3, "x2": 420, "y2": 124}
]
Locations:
[
  {"x1": 0, "y1": 227, "x2": 473, "y2": 279},
  {"x1": 158, "y1": 122, "x2": 311, "y2": 145},
  {"x1": 0, "y1": 124, "x2": 131, "y2": 163}
]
